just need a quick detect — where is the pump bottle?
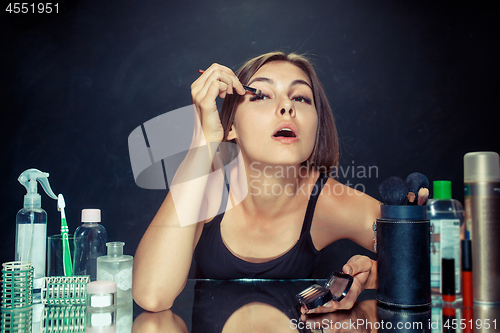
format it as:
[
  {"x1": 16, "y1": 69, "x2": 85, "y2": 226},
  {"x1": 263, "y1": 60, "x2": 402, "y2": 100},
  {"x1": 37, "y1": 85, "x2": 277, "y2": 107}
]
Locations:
[{"x1": 16, "y1": 168, "x2": 58, "y2": 294}]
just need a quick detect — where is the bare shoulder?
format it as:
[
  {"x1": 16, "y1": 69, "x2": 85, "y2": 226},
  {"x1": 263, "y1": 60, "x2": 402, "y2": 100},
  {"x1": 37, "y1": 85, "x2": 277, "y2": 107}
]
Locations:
[
  {"x1": 318, "y1": 177, "x2": 379, "y2": 212},
  {"x1": 311, "y1": 176, "x2": 381, "y2": 251}
]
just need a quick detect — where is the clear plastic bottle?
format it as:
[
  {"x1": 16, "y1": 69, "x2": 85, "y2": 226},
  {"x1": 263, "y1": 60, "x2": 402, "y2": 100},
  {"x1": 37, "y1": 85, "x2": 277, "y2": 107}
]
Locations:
[
  {"x1": 15, "y1": 169, "x2": 58, "y2": 296},
  {"x1": 73, "y1": 209, "x2": 107, "y2": 281},
  {"x1": 427, "y1": 180, "x2": 464, "y2": 301},
  {"x1": 97, "y1": 242, "x2": 133, "y2": 302}
]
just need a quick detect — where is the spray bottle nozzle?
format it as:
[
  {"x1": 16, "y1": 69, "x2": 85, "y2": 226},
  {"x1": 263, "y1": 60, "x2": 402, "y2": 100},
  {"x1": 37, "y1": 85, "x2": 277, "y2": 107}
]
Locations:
[{"x1": 18, "y1": 168, "x2": 57, "y2": 208}]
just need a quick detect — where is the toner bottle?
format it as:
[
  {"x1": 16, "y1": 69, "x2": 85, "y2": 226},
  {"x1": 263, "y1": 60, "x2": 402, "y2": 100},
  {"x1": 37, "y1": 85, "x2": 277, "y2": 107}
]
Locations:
[
  {"x1": 427, "y1": 180, "x2": 464, "y2": 301},
  {"x1": 73, "y1": 209, "x2": 107, "y2": 281},
  {"x1": 97, "y1": 242, "x2": 133, "y2": 303}
]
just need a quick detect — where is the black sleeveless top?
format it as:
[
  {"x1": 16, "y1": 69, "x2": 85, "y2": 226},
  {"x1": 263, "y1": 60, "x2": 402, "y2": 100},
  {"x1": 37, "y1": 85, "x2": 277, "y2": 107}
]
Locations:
[{"x1": 194, "y1": 174, "x2": 329, "y2": 279}]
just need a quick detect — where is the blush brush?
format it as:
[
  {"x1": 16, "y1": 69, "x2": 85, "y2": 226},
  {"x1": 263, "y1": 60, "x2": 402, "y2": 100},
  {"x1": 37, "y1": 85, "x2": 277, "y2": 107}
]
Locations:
[
  {"x1": 198, "y1": 69, "x2": 262, "y2": 96},
  {"x1": 379, "y1": 176, "x2": 409, "y2": 205}
]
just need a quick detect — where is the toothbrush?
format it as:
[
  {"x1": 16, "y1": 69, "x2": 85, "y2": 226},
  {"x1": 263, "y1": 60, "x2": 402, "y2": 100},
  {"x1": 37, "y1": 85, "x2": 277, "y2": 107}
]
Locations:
[
  {"x1": 198, "y1": 69, "x2": 262, "y2": 96},
  {"x1": 57, "y1": 194, "x2": 73, "y2": 276}
]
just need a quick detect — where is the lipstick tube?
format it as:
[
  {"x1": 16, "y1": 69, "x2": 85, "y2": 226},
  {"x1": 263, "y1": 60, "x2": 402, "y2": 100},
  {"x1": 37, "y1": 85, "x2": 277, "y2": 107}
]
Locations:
[
  {"x1": 461, "y1": 239, "x2": 473, "y2": 307},
  {"x1": 442, "y1": 257, "x2": 456, "y2": 303}
]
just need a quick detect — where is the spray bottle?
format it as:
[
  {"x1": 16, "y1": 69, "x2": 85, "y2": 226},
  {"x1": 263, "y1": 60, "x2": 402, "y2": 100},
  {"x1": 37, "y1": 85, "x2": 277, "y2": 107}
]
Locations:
[
  {"x1": 16, "y1": 168, "x2": 57, "y2": 295},
  {"x1": 464, "y1": 151, "x2": 500, "y2": 304}
]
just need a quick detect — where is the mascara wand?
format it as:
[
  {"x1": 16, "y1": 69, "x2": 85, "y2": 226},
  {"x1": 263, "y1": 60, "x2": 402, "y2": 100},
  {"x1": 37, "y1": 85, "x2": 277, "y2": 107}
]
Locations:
[{"x1": 198, "y1": 69, "x2": 262, "y2": 96}]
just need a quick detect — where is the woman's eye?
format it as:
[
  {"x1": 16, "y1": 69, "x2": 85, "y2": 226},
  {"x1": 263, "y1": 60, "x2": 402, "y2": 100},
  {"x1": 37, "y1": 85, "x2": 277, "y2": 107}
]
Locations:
[
  {"x1": 292, "y1": 95, "x2": 312, "y2": 104},
  {"x1": 249, "y1": 93, "x2": 270, "y2": 101}
]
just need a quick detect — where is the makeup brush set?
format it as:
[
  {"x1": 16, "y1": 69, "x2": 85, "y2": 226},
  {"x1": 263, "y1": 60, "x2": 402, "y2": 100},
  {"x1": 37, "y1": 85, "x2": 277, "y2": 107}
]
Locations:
[
  {"x1": 378, "y1": 172, "x2": 429, "y2": 206},
  {"x1": 375, "y1": 172, "x2": 432, "y2": 308}
]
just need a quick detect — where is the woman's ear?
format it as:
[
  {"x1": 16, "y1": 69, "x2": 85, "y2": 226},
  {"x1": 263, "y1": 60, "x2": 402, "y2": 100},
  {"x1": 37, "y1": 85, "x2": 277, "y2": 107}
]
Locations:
[{"x1": 227, "y1": 123, "x2": 237, "y2": 141}]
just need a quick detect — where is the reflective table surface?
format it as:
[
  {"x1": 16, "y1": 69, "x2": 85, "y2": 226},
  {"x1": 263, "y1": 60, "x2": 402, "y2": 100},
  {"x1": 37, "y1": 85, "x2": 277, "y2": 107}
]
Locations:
[
  {"x1": 2, "y1": 279, "x2": 499, "y2": 332},
  {"x1": 135, "y1": 279, "x2": 499, "y2": 333}
]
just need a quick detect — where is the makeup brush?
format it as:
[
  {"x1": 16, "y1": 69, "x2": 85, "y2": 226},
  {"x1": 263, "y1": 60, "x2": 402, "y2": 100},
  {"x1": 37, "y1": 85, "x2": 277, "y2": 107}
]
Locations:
[
  {"x1": 417, "y1": 188, "x2": 429, "y2": 206},
  {"x1": 198, "y1": 69, "x2": 262, "y2": 96},
  {"x1": 379, "y1": 176, "x2": 410, "y2": 205},
  {"x1": 405, "y1": 172, "x2": 429, "y2": 205}
]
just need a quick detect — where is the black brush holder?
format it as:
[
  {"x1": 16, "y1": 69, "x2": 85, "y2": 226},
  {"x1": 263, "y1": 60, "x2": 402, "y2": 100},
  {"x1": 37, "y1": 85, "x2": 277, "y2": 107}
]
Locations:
[{"x1": 375, "y1": 205, "x2": 431, "y2": 308}]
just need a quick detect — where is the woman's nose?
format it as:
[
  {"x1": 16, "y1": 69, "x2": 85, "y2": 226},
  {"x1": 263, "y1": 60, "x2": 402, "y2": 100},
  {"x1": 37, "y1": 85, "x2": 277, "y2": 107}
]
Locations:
[{"x1": 276, "y1": 100, "x2": 296, "y2": 118}]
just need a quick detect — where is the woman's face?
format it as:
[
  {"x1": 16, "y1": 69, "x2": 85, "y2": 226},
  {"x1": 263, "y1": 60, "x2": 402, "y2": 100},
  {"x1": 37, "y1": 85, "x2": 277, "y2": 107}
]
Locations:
[{"x1": 227, "y1": 61, "x2": 318, "y2": 169}]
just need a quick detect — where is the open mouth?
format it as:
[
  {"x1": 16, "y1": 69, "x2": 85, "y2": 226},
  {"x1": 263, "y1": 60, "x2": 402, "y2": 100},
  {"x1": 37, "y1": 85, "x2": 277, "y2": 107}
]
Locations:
[{"x1": 273, "y1": 128, "x2": 297, "y2": 138}]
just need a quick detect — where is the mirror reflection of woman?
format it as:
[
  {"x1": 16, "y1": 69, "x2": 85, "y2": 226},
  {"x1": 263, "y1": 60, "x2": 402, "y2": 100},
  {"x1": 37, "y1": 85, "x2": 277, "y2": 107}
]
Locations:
[
  {"x1": 132, "y1": 280, "x2": 379, "y2": 333},
  {"x1": 133, "y1": 52, "x2": 380, "y2": 314}
]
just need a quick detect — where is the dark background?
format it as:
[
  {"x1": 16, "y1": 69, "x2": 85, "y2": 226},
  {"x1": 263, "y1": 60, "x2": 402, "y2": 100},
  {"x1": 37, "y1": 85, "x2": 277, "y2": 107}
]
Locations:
[{"x1": 1, "y1": 0, "x2": 499, "y2": 280}]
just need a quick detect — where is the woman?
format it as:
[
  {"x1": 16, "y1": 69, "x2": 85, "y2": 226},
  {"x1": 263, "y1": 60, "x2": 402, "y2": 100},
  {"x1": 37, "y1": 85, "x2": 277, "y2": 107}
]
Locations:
[{"x1": 133, "y1": 52, "x2": 380, "y2": 314}]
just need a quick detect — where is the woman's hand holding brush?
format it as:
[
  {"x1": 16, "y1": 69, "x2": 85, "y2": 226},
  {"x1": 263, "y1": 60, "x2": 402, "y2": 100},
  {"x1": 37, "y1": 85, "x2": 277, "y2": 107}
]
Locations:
[{"x1": 192, "y1": 64, "x2": 246, "y2": 143}]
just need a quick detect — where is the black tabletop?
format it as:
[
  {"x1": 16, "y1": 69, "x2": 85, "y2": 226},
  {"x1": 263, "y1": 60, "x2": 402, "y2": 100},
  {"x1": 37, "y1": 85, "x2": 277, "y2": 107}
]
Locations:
[
  {"x1": 133, "y1": 279, "x2": 500, "y2": 333},
  {"x1": 2, "y1": 279, "x2": 499, "y2": 332}
]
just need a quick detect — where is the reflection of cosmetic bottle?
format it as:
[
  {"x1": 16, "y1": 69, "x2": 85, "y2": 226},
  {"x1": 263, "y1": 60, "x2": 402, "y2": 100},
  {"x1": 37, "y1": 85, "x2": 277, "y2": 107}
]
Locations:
[
  {"x1": 464, "y1": 152, "x2": 500, "y2": 304},
  {"x1": 474, "y1": 304, "x2": 500, "y2": 333},
  {"x1": 115, "y1": 300, "x2": 133, "y2": 333},
  {"x1": 442, "y1": 305, "x2": 456, "y2": 333},
  {"x1": 462, "y1": 306, "x2": 474, "y2": 333}
]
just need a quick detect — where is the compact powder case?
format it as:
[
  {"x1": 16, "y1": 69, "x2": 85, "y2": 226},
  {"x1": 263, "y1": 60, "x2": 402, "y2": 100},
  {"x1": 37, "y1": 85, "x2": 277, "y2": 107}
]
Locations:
[{"x1": 296, "y1": 272, "x2": 354, "y2": 310}]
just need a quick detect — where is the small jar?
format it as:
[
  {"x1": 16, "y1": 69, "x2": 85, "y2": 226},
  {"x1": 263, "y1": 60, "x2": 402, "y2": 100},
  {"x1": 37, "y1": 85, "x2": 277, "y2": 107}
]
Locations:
[{"x1": 87, "y1": 280, "x2": 117, "y2": 309}]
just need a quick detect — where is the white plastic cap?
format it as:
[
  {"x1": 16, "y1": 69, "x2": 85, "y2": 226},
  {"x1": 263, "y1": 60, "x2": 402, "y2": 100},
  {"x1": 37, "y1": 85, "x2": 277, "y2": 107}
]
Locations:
[
  {"x1": 82, "y1": 209, "x2": 101, "y2": 223},
  {"x1": 464, "y1": 152, "x2": 500, "y2": 182},
  {"x1": 87, "y1": 281, "x2": 117, "y2": 309}
]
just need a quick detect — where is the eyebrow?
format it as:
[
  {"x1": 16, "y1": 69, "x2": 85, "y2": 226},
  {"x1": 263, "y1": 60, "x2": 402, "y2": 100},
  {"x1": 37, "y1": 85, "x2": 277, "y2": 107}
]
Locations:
[{"x1": 247, "y1": 77, "x2": 313, "y2": 91}]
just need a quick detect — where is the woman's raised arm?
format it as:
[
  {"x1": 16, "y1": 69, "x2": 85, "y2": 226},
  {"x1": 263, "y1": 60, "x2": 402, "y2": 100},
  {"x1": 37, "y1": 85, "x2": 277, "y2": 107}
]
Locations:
[{"x1": 132, "y1": 64, "x2": 245, "y2": 312}]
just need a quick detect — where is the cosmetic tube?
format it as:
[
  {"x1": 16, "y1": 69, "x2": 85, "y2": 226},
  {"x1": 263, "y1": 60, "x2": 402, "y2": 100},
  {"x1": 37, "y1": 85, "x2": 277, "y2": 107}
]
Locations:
[
  {"x1": 461, "y1": 239, "x2": 473, "y2": 307},
  {"x1": 441, "y1": 255, "x2": 455, "y2": 303}
]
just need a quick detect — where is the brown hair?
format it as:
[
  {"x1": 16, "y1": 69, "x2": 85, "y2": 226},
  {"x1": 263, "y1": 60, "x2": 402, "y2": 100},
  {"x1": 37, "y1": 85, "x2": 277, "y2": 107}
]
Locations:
[{"x1": 220, "y1": 51, "x2": 339, "y2": 172}]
